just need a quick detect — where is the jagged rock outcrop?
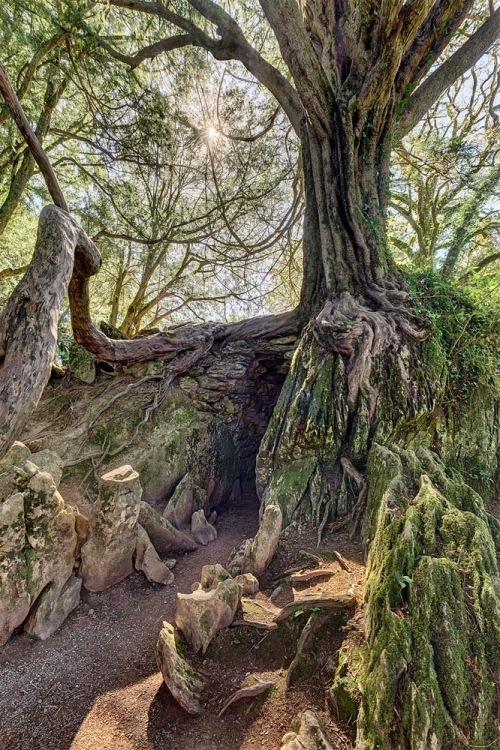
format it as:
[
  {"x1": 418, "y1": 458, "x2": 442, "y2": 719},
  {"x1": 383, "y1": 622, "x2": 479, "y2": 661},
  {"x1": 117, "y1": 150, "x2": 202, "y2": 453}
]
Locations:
[
  {"x1": 191, "y1": 509, "x2": 217, "y2": 546},
  {"x1": 156, "y1": 621, "x2": 205, "y2": 714},
  {"x1": 163, "y1": 474, "x2": 208, "y2": 529},
  {"x1": 280, "y1": 711, "x2": 334, "y2": 750},
  {"x1": 134, "y1": 524, "x2": 174, "y2": 585},
  {"x1": 227, "y1": 504, "x2": 282, "y2": 577},
  {"x1": 175, "y1": 570, "x2": 241, "y2": 653},
  {"x1": 0, "y1": 442, "x2": 81, "y2": 645},
  {"x1": 80, "y1": 465, "x2": 141, "y2": 592}
]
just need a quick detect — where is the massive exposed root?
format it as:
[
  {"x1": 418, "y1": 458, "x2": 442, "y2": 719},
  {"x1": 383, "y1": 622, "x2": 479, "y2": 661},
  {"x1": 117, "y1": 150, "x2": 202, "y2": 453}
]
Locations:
[{"x1": 256, "y1": 292, "x2": 437, "y2": 530}]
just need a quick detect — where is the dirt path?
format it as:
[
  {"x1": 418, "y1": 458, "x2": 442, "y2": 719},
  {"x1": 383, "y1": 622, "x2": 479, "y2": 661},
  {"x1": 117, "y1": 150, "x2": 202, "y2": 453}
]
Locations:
[
  {"x1": 0, "y1": 495, "x2": 360, "y2": 750},
  {"x1": 0, "y1": 496, "x2": 260, "y2": 750}
]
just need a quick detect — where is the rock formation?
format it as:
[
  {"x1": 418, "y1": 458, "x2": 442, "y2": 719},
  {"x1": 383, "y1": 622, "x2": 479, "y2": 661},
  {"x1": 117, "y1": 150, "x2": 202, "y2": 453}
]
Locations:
[
  {"x1": 0, "y1": 442, "x2": 81, "y2": 645},
  {"x1": 163, "y1": 474, "x2": 208, "y2": 529},
  {"x1": 156, "y1": 621, "x2": 206, "y2": 714},
  {"x1": 191, "y1": 509, "x2": 217, "y2": 546},
  {"x1": 227, "y1": 504, "x2": 282, "y2": 577},
  {"x1": 175, "y1": 569, "x2": 241, "y2": 653},
  {"x1": 80, "y1": 465, "x2": 142, "y2": 591},
  {"x1": 280, "y1": 711, "x2": 334, "y2": 750},
  {"x1": 134, "y1": 524, "x2": 174, "y2": 585},
  {"x1": 138, "y1": 501, "x2": 198, "y2": 555}
]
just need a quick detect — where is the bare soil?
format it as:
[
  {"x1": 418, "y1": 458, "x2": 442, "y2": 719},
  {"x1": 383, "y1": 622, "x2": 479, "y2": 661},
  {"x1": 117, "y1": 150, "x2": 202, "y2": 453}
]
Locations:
[{"x1": 0, "y1": 495, "x2": 362, "y2": 750}]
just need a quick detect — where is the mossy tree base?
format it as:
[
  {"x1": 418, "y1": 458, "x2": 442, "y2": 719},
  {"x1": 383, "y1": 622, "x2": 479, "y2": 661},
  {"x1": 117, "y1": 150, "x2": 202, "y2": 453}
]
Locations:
[
  {"x1": 358, "y1": 444, "x2": 500, "y2": 749},
  {"x1": 257, "y1": 289, "x2": 500, "y2": 748}
]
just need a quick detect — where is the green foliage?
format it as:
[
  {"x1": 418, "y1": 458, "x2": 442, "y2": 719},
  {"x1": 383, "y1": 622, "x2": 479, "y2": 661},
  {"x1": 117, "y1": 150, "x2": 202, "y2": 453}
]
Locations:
[{"x1": 409, "y1": 271, "x2": 500, "y2": 406}]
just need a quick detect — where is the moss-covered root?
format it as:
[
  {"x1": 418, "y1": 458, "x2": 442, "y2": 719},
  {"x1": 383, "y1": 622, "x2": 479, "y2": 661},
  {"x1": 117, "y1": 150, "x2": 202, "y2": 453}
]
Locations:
[{"x1": 357, "y1": 444, "x2": 500, "y2": 750}]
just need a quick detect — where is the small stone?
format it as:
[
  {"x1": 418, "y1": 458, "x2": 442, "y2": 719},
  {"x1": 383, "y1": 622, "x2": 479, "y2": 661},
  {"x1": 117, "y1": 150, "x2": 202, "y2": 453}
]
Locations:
[
  {"x1": 191, "y1": 509, "x2": 217, "y2": 546},
  {"x1": 234, "y1": 573, "x2": 259, "y2": 596},
  {"x1": 28, "y1": 450, "x2": 63, "y2": 488},
  {"x1": 156, "y1": 621, "x2": 205, "y2": 714},
  {"x1": 280, "y1": 710, "x2": 334, "y2": 749}
]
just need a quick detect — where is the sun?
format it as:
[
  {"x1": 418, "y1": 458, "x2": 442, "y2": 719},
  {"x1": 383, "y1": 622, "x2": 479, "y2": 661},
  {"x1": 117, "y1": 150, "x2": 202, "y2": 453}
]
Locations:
[{"x1": 206, "y1": 126, "x2": 219, "y2": 141}]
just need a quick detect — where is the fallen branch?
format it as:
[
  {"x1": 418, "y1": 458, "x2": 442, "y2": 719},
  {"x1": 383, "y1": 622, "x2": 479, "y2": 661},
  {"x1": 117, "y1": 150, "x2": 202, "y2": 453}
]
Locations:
[
  {"x1": 299, "y1": 550, "x2": 324, "y2": 566},
  {"x1": 332, "y1": 550, "x2": 353, "y2": 573},
  {"x1": 273, "y1": 593, "x2": 356, "y2": 623},
  {"x1": 290, "y1": 568, "x2": 335, "y2": 583},
  {"x1": 230, "y1": 619, "x2": 278, "y2": 631},
  {"x1": 217, "y1": 681, "x2": 273, "y2": 717}
]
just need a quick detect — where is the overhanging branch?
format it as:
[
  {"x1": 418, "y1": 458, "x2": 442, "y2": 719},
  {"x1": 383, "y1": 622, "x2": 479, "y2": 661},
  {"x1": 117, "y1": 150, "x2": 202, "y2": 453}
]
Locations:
[{"x1": 397, "y1": 7, "x2": 500, "y2": 139}]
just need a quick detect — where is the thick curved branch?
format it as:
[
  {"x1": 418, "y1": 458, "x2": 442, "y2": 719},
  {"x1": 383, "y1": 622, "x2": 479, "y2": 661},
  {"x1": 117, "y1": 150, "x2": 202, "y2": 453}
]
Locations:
[
  {"x1": 109, "y1": 0, "x2": 303, "y2": 135},
  {"x1": 397, "y1": 8, "x2": 500, "y2": 139},
  {"x1": 92, "y1": 33, "x2": 195, "y2": 68},
  {"x1": 258, "y1": 0, "x2": 332, "y2": 136}
]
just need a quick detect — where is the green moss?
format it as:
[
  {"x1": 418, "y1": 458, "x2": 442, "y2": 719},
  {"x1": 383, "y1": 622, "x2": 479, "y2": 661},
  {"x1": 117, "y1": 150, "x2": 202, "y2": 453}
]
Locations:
[{"x1": 358, "y1": 444, "x2": 500, "y2": 749}]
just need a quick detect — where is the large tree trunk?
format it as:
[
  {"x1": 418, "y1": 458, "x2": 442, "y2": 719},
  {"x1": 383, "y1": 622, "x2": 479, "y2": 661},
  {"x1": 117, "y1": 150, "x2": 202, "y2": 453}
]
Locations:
[{"x1": 256, "y1": 115, "x2": 500, "y2": 748}]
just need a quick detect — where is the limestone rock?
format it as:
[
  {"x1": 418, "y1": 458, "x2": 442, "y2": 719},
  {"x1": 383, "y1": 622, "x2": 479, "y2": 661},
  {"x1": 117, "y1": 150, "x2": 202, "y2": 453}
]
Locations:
[
  {"x1": 68, "y1": 341, "x2": 96, "y2": 384},
  {"x1": 139, "y1": 501, "x2": 198, "y2": 554},
  {"x1": 175, "y1": 578, "x2": 241, "y2": 653},
  {"x1": 163, "y1": 474, "x2": 208, "y2": 529},
  {"x1": 0, "y1": 441, "x2": 31, "y2": 473},
  {"x1": 135, "y1": 524, "x2": 174, "y2": 585},
  {"x1": 234, "y1": 573, "x2": 259, "y2": 596},
  {"x1": 28, "y1": 450, "x2": 63, "y2": 487},
  {"x1": 80, "y1": 466, "x2": 141, "y2": 592},
  {"x1": 156, "y1": 621, "x2": 205, "y2": 714},
  {"x1": 0, "y1": 492, "x2": 25, "y2": 554},
  {"x1": 0, "y1": 443, "x2": 80, "y2": 646},
  {"x1": 191, "y1": 509, "x2": 217, "y2": 546},
  {"x1": 24, "y1": 575, "x2": 82, "y2": 640},
  {"x1": 200, "y1": 564, "x2": 231, "y2": 590},
  {"x1": 280, "y1": 711, "x2": 334, "y2": 750},
  {"x1": 226, "y1": 539, "x2": 252, "y2": 578},
  {"x1": 128, "y1": 414, "x2": 236, "y2": 506},
  {"x1": 227, "y1": 504, "x2": 282, "y2": 577},
  {"x1": 208, "y1": 510, "x2": 217, "y2": 525}
]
